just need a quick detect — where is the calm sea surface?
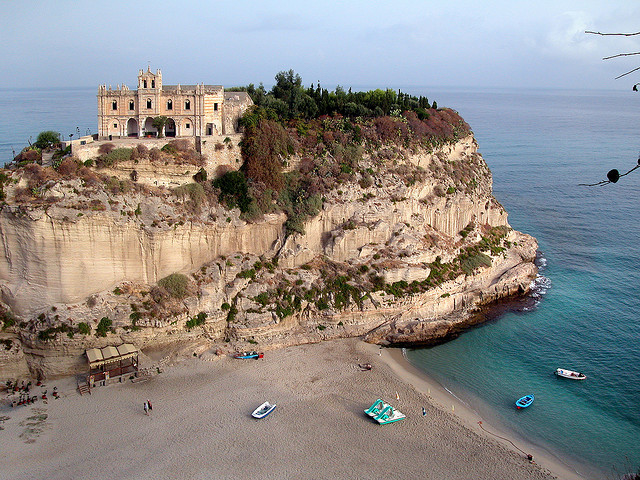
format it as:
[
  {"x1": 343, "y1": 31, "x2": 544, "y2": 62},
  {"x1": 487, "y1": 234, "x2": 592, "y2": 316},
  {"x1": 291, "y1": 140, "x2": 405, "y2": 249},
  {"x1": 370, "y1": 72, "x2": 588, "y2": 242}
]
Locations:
[{"x1": 1, "y1": 86, "x2": 638, "y2": 478}]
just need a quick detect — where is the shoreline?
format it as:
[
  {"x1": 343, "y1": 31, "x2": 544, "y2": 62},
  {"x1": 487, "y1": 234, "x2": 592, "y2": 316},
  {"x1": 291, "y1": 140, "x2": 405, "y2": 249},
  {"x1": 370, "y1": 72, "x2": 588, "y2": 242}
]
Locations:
[{"x1": 376, "y1": 343, "x2": 597, "y2": 480}]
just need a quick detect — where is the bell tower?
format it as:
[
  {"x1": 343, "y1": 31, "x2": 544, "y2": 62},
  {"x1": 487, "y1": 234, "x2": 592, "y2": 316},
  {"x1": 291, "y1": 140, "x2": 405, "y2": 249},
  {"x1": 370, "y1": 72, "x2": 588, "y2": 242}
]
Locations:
[{"x1": 137, "y1": 66, "x2": 162, "y2": 90}]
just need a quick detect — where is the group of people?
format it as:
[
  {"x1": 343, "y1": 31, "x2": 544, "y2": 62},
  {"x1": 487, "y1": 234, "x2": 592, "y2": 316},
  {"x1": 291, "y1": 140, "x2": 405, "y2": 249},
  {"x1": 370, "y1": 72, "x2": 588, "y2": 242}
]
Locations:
[{"x1": 143, "y1": 399, "x2": 153, "y2": 415}]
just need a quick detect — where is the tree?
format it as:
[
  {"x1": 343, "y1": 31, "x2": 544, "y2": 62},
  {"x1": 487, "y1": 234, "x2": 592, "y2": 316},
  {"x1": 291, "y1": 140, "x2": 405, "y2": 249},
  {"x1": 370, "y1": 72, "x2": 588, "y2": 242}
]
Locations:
[
  {"x1": 35, "y1": 131, "x2": 60, "y2": 149},
  {"x1": 152, "y1": 116, "x2": 168, "y2": 138}
]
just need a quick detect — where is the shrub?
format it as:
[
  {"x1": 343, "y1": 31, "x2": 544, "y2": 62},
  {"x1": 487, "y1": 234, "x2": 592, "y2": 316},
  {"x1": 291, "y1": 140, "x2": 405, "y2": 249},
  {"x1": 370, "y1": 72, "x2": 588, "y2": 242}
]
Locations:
[
  {"x1": 149, "y1": 147, "x2": 162, "y2": 161},
  {"x1": 185, "y1": 312, "x2": 207, "y2": 329},
  {"x1": 136, "y1": 144, "x2": 149, "y2": 156},
  {"x1": 213, "y1": 170, "x2": 252, "y2": 213},
  {"x1": 173, "y1": 183, "x2": 207, "y2": 211},
  {"x1": 95, "y1": 317, "x2": 112, "y2": 337},
  {"x1": 96, "y1": 148, "x2": 132, "y2": 168},
  {"x1": 77, "y1": 322, "x2": 91, "y2": 335},
  {"x1": 98, "y1": 143, "x2": 115, "y2": 155},
  {"x1": 158, "y1": 273, "x2": 190, "y2": 299}
]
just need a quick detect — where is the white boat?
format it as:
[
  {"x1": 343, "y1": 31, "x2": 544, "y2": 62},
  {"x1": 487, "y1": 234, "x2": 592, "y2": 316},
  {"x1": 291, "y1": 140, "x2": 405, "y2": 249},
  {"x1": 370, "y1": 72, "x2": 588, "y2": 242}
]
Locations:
[
  {"x1": 251, "y1": 401, "x2": 276, "y2": 419},
  {"x1": 555, "y1": 368, "x2": 586, "y2": 380}
]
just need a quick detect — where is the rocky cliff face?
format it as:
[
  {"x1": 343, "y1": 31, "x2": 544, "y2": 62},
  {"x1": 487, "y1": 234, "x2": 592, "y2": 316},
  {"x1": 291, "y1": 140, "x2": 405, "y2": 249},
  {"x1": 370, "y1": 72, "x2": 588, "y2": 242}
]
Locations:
[{"x1": 0, "y1": 134, "x2": 538, "y2": 379}]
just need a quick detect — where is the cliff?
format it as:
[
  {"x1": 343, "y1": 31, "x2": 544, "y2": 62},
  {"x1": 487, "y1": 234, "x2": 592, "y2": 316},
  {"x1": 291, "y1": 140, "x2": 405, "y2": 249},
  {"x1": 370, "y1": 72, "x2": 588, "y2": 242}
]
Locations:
[{"x1": 0, "y1": 129, "x2": 538, "y2": 380}]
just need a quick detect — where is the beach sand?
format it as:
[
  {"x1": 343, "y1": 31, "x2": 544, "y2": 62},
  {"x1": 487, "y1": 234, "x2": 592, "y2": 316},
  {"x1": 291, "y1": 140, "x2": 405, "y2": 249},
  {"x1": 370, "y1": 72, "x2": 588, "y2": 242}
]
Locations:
[{"x1": 0, "y1": 338, "x2": 582, "y2": 480}]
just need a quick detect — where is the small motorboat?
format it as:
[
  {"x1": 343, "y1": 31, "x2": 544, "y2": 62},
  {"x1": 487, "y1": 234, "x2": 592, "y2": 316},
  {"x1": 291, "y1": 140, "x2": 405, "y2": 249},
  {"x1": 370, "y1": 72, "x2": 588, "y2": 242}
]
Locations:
[
  {"x1": 233, "y1": 351, "x2": 264, "y2": 359},
  {"x1": 515, "y1": 394, "x2": 534, "y2": 409},
  {"x1": 555, "y1": 368, "x2": 586, "y2": 380},
  {"x1": 252, "y1": 401, "x2": 276, "y2": 419}
]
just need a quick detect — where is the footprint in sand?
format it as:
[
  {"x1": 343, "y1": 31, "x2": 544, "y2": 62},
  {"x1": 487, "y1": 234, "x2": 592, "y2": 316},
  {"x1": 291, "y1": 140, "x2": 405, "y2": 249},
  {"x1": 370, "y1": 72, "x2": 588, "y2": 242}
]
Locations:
[{"x1": 18, "y1": 408, "x2": 48, "y2": 443}]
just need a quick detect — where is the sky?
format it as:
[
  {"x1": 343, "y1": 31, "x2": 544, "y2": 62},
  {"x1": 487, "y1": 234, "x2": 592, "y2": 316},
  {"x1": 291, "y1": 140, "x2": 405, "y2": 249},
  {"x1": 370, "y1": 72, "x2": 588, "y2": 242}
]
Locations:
[{"x1": 2, "y1": 0, "x2": 640, "y2": 91}]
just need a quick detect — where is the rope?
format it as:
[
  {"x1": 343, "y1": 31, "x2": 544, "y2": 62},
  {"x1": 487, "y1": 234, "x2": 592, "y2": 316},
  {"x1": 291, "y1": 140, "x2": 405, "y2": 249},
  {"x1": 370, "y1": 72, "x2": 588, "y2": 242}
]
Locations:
[{"x1": 477, "y1": 421, "x2": 530, "y2": 457}]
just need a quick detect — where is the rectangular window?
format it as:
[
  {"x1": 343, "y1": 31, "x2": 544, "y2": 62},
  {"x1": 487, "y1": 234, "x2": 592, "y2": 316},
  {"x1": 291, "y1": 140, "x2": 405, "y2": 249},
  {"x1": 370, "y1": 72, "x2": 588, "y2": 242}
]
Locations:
[
  {"x1": 186, "y1": 124, "x2": 190, "y2": 128},
  {"x1": 185, "y1": 100, "x2": 191, "y2": 110},
  {"x1": 151, "y1": 80, "x2": 155, "y2": 88},
  {"x1": 147, "y1": 99, "x2": 152, "y2": 109},
  {"x1": 214, "y1": 103, "x2": 218, "y2": 111},
  {"x1": 112, "y1": 101, "x2": 117, "y2": 110},
  {"x1": 129, "y1": 100, "x2": 134, "y2": 110},
  {"x1": 113, "y1": 123, "x2": 117, "y2": 128},
  {"x1": 143, "y1": 80, "x2": 147, "y2": 88}
]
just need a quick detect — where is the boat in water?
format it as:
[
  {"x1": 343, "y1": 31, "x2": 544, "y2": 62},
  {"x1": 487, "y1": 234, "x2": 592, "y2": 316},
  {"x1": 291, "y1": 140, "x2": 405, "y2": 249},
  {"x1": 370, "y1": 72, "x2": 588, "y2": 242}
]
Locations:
[
  {"x1": 515, "y1": 394, "x2": 534, "y2": 409},
  {"x1": 252, "y1": 401, "x2": 276, "y2": 419},
  {"x1": 233, "y1": 351, "x2": 264, "y2": 359},
  {"x1": 555, "y1": 368, "x2": 586, "y2": 380}
]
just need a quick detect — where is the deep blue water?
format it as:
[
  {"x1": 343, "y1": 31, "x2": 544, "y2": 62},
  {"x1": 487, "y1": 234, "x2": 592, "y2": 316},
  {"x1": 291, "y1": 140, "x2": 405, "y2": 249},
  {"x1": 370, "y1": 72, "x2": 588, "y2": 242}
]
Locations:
[
  {"x1": 1, "y1": 86, "x2": 638, "y2": 478},
  {"x1": 403, "y1": 87, "x2": 640, "y2": 479}
]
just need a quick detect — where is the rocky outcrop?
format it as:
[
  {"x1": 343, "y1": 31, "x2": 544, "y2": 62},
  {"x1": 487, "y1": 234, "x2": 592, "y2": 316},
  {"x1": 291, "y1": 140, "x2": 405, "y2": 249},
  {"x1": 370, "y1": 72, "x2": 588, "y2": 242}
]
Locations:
[{"x1": 0, "y1": 133, "x2": 539, "y2": 379}]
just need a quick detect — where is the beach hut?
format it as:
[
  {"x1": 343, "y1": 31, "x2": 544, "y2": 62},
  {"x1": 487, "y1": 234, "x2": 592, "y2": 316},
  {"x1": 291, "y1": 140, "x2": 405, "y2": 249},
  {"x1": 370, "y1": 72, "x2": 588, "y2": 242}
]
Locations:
[{"x1": 85, "y1": 344, "x2": 139, "y2": 388}]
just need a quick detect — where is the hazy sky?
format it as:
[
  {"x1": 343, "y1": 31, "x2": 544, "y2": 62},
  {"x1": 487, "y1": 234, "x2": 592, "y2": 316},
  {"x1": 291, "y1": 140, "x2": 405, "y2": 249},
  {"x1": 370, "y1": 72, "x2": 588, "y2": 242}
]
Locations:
[{"x1": 2, "y1": 0, "x2": 639, "y2": 90}]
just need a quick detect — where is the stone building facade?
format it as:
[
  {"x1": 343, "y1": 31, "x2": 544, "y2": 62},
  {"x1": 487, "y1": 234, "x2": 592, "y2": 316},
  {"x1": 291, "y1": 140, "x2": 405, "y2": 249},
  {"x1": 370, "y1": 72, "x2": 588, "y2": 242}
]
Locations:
[{"x1": 97, "y1": 67, "x2": 252, "y2": 139}]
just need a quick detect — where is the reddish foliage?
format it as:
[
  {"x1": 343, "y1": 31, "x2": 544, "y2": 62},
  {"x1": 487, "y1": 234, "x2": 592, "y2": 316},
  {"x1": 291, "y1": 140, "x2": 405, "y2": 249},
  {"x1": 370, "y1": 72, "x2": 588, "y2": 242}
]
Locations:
[
  {"x1": 57, "y1": 158, "x2": 81, "y2": 177},
  {"x1": 241, "y1": 119, "x2": 293, "y2": 191}
]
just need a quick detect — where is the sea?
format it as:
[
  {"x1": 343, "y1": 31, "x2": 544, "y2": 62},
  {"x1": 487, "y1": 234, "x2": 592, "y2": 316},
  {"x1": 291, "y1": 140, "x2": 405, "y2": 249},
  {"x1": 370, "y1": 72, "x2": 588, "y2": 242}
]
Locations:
[{"x1": 1, "y1": 85, "x2": 638, "y2": 479}]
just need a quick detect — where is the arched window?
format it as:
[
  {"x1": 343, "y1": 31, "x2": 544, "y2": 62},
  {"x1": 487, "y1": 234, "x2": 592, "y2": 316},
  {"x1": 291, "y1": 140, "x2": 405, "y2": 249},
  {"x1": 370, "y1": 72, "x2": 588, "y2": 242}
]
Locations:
[
  {"x1": 147, "y1": 99, "x2": 152, "y2": 109},
  {"x1": 151, "y1": 80, "x2": 155, "y2": 88},
  {"x1": 167, "y1": 99, "x2": 173, "y2": 110},
  {"x1": 143, "y1": 80, "x2": 147, "y2": 88},
  {"x1": 112, "y1": 100, "x2": 117, "y2": 110},
  {"x1": 129, "y1": 100, "x2": 134, "y2": 110},
  {"x1": 185, "y1": 100, "x2": 191, "y2": 110}
]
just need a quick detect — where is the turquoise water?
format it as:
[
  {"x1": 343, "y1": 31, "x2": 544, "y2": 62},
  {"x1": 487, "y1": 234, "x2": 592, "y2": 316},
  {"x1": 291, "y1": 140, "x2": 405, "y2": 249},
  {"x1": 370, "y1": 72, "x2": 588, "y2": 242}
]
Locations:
[
  {"x1": 402, "y1": 88, "x2": 640, "y2": 479},
  {"x1": 1, "y1": 86, "x2": 638, "y2": 478}
]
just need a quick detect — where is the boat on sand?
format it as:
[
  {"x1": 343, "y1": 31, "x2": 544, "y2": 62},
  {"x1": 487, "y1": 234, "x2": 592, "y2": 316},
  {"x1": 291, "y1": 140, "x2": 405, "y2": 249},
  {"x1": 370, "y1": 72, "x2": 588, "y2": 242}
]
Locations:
[
  {"x1": 555, "y1": 368, "x2": 586, "y2": 380},
  {"x1": 364, "y1": 399, "x2": 405, "y2": 424},
  {"x1": 252, "y1": 401, "x2": 276, "y2": 418},
  {"x1": 233, "y1": 351, "x2": 264, "y2": 359}
]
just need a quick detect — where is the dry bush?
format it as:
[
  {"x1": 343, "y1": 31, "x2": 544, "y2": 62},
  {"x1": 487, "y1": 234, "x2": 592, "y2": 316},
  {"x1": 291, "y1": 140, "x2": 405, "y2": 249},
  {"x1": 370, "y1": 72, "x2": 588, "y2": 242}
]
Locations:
[
  {"x1": 57, "y1": 158, "x2": 81, "y2": 177},
  {"x1": 149, "y1": 147, "x2": 162, "y2": 162},
  {"x1": 136, "y1": 144, "x2": 149, "y2": 156},
  {"x1": 215, "y1": 142, "x2": 224, "y2": 151},
  {"x1": 13, "y1": 187, "x2": 33, "y2": 203},
  {"x1": 78, "y1": 167, "x2": 101, "y2": 186},
  {"x1": 98, "y1": 143, "x2": 115, "y2": 155},
  {"x1": 169, "y1": 139, "x2": 191, "y2": 152},
  {"x1": 23, "y1": 164, "x2": 60, "y2": 187},
  {"x1": 15, "y1": 149, "x2": 41, "y2": 164}
]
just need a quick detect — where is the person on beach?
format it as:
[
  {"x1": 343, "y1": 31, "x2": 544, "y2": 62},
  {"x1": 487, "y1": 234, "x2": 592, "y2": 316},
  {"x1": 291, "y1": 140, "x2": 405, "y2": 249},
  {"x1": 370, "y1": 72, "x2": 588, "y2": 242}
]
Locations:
[
  {"x1": 144, "y1": 401, "x2": 149, "y2": 415},
  {"x1": 422, "y1": 407, "x2": 426, "y2": 416},
  {"x1": 147, "y1": 400, "x2": 152, "y2": 412}
]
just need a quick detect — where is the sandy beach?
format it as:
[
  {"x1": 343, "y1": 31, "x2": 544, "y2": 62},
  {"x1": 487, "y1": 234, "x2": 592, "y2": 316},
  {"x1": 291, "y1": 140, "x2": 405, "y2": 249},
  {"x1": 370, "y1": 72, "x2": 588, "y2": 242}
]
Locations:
[{"x1": 0, "y1": 338, "x2": 583, "y2": 480}]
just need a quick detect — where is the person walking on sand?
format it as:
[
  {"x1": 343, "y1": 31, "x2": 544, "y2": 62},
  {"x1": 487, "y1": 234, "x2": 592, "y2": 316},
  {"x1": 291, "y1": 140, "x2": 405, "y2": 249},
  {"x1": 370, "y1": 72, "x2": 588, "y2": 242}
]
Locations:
[
  {"x1": 144, "y1": 401, "x2": 149, "y2": 415},
  {"x1": 147, "y1": 399, "x2": 152, "y2": 412}
]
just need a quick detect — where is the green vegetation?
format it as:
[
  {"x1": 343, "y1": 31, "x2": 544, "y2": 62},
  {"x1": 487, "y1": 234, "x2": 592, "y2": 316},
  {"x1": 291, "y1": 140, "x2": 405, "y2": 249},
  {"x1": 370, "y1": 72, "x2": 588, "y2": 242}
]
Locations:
[
  {"x1": 35, "y1": 131, "x2": 60, "y2": 149},
  {"x1": 152, "y1": 116, "x2": 168, "y2": 138},
  {"x1": 95, "y1": 317, "x2": 112, "y2": 337},
  {"x1": 77, "y1": 322, "x2": 91, "y2": 335},
  {"x1": 158, "y1": 273, "x2": 190, "y2": 299},
  {"x1": 186, "y1": 312, "x2": 207, "y2": 329}
]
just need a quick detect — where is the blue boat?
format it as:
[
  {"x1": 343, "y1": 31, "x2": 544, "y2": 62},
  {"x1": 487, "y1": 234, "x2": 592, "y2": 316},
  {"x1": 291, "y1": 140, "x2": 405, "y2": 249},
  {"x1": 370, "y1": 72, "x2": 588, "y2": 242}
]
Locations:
[
  {"x1": 233, "y1": 351, "x2": 264, "y2": 359},
  {"x1": 515, "y1": 394, "x2": 534, "y2": 409}
]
